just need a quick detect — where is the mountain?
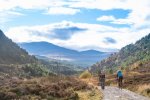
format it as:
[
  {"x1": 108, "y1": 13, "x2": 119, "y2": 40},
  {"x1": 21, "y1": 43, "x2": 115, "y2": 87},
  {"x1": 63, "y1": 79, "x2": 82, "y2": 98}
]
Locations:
[
  {"x1": 18, "y1": 42, "x2": 79, "y2": 56},
  {"x1": 80, "y1": 50, "x2": 104, "y2": 56},
  {"x1": 0, "y1": 30, "x2": 36, "y2": 64},
  {"x1": 19, "y1": 42, "x2": 110, "y2": 67},
  {"x1": 90, "y1": 33, "x2": 150, "y2": 72},
  {"x1": 0, "y1": 29, "x2": 51, "y2": 77}
]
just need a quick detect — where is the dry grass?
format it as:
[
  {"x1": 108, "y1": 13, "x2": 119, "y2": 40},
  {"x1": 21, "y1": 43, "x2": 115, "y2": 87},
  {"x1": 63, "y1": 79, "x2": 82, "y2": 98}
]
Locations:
[
  {"x1": 137, "y1": 84, "x2": 150, "y2": 97},
  {"x1": 79, "y1": 75, "x2": 103, "y2": 100},
  {"x1": 77, "y1": 88, "x2": 103, "y2": 100},
  {"x1": 104, "y1": 61, "x2": 150, "y2": 98},
  {"x1": 0, "y1": 76, "x2": 94, "y2": 100},
  {"x1": 79, "y1": 70, "x2": 92, "y2": 79},
  {"x1": 0, "y1": 75, "x2": 104, "y2": 100}
]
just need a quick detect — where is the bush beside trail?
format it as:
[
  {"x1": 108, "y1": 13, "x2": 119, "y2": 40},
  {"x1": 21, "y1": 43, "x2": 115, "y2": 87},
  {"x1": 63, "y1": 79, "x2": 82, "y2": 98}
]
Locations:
[{"x1": 79, "y1": 70, "x2": 92, "y2": 79}]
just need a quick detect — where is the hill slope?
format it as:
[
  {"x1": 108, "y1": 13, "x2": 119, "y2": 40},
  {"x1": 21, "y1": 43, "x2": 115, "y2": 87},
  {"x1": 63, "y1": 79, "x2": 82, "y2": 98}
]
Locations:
[
  {"x1": 0, "y1": 30, "x2": 36, "y2": 64},
  {"x1": 0, "y1": 30, "x2": 50, "y2": 77},
  {"x1": 91, "y1": 33, "x2": 150, "y2": 72},
  {"x1": 90, "y1": 33, "x2": 150, "y2": 98},
  {"x1": 0, "y1": 30, "x2": 84, "y2": 75}
]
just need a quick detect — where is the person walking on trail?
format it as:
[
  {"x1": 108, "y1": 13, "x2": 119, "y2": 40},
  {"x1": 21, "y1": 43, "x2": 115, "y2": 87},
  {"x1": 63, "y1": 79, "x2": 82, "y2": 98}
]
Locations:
[
  {"x1": 98, "y1": 70, "x2": 105, "y2": 90},
  {"x1": 117, "y1": 70, "x2": 123, "y2": 89}
]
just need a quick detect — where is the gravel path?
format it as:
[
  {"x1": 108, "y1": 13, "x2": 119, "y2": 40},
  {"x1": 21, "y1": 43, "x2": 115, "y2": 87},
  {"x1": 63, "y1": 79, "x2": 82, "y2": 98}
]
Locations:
[{"x1": 99, "y1": 86, "x2": 150, "y2": 100}]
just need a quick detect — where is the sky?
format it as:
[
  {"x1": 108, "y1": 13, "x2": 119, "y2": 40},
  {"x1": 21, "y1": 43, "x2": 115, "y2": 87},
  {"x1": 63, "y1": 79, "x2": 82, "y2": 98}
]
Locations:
[{"x1": 0, "y1": 0, "x2": 150, "y2": 52}]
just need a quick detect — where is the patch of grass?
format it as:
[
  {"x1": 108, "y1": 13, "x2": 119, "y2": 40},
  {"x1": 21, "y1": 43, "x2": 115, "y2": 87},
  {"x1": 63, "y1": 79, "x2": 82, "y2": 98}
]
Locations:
[
  {"x1": 137, "y1": 84, "x2": 150, "y2": 97},
  {"x1": 79, "y1": 70, "x2": 92, "y2": 79},
  {"x1": 77, "y1": 88, "x2": 103, "y2": 100}
]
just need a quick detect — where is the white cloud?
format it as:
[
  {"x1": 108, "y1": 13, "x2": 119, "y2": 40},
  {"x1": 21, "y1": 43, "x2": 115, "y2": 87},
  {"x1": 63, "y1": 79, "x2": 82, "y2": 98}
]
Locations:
[
  {"x1": 0, "y1": 10, "x2": 24, "y2": 24},
  {"x1": 97, "y1": 15, "x2": 133, "y2": 25},
  {"x1": 5, "y1": 21, "x2": 150, "y2": 52},
  {"x1": 46, "y1": 7, "x2": 80, "y2": 15},
  {"x1": 1, "y1": 0, "x2": 150, "y2": 51},
  {"x1": 97, "y1": 16, "x2": 115, "y2": 21},
  {"x1": 0, "y1": 0, "x2": 55, "y2": 11},
  {"x1": 0, "y1": 0, "x2": 81, "y2": 23},
  {"x1": 69, "y1": 0, "x2": 150, "y2": 29},
  {"x1": 0, "y1": 0, "x2": 150, "y2": 28},
  {"x1": 0, "y1": 0, "x2": 79, "y2": 15}
]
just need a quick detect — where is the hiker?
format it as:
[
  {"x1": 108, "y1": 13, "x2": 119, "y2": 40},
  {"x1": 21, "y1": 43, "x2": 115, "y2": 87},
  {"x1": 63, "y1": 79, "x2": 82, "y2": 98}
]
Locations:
[
  {"x1": 98, "y1": 70, "x2": 105, "y2": 90},
  {"x1": 117, "y1": 70, "x2": 123, "y2": 89}
]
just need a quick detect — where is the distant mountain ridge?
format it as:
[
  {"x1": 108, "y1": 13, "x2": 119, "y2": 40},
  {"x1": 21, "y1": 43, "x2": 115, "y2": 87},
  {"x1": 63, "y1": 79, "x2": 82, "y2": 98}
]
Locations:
[
  {"x1": 19, "y1": 42, "x2": 110, "y2": 67},
  {"x1": 80, "y1": 50, "x2": 104, "y2": 55},
  {"x1": 19, "y1": 42, "x2": 80, "y2": 56},
  {"x1": 91, "y1": 33, "x2": 150, "y2": 72},
  {"x1": 0, "y1": 30, "x2": 36, "y2": 64}
]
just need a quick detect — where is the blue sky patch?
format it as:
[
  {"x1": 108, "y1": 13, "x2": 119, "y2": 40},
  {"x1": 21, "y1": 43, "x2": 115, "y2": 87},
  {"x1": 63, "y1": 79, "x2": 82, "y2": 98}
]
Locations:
[{"x1": 5, "y1": 8, "x2": 131, "y2": 29}]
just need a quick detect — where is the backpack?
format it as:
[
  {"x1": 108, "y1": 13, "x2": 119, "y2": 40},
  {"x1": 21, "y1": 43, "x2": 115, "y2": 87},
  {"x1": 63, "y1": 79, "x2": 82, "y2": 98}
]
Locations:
[{"x1": 117, "y1": 71, "x2": 123, "y2": 78}]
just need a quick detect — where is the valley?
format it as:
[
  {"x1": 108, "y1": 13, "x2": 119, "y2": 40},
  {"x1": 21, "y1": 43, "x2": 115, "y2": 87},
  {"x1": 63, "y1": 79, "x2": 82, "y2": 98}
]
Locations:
[
  {"x1": 19, "y1": 42, "x2": 110, "y2": 68},
  {"x1": 0, "y1": 29, "x2": 103, "y2": 100},
  {"x1": 1, "y1": 0, "x2": 150, "y2": 99},
  {"x1": 0, "y1": 29, "x2": 150, "y2": 100}
]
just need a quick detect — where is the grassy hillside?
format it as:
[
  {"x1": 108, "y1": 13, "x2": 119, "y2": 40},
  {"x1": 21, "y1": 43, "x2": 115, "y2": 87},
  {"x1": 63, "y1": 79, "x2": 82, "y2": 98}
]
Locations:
[
  {"x1": 0, "y1": 30, "x2": 36, "y2": 64},
  {"x1": 38, "y1": 56, "x2": 83, "y2": 75},
  {"x1": 91, "y1": 33, "x2": 150, "y2": 73},
  {"x1": 90, "y1": 33, "x2": 150, "y2": 98},
  {"x1": 0, "y1": 30, "x2": 51, "y2": 78},
  {"x1": 105, "y1": 61, "x2": 150, "y2": 97}
]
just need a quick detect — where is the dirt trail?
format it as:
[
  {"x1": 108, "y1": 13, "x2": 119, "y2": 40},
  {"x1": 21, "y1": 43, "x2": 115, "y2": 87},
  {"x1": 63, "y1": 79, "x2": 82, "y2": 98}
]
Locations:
[{"x1": 99, "y1": 86, "x2": 150, "y2": 100}]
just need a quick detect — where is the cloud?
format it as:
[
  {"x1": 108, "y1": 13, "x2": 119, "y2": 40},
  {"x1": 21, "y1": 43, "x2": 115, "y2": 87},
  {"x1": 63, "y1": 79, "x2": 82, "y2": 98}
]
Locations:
[
  {"x1": 5, "y1": 21, "x2": 88, "y2": 42},
  {"x1": 0, "y1": 10, "x2": 24, "y2": 24},
  {"x1": 1, "y1": 0, "x2": 150, "y2": 29},
  {"x1": 103, "y1": 37, "x2": 117, "y2": 44},
  {"x1": 0, "y1": 0, "x2": 55, "y2": 11},
  {"x1": 97, "y1": 16, "x2": 115, "y2": 21},
  {"x1": 46, "y1": 7, "x2": 80, "y2": 15},
  {"x1": 0, "y1": 0, "x2": 80, "y2": 16},
  {"x1": 69, "y1": 0, "x2": 150, "y2": 28},
  {"x1": 1, "y1": 0, "x2": 150, "y2": 52},
  {"x1": 97, "y1": 15, "x2": 133, "y2": 25},
  {"x1": 52, "y1": 27, "x2": 86, "y2": 40},
  {"x1": 0, "y1": 0, "x2": 77, "y2": 23},
  {"x1": 5, "y1": 21, "x2": 150, "y2": 52}
]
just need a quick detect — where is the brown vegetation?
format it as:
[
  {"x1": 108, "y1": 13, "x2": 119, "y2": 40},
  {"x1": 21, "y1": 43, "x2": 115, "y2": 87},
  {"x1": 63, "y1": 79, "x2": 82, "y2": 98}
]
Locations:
[
  {"x1": 105, "y1": 61, "x2": 150, "y2": 98},
  {"x1": 77, "y1": 89, "x2": 103, "y2": 100},
  {"x1": 0, "y1": 76, "x2": 100, "y2": 100}
]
